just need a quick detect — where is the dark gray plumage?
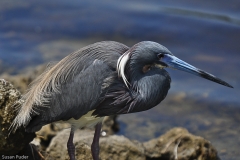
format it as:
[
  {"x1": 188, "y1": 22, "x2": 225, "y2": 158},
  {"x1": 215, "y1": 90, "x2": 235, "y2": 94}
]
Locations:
[{"x1": 11, "y1": 41, "x2": 232, "y2": 160}]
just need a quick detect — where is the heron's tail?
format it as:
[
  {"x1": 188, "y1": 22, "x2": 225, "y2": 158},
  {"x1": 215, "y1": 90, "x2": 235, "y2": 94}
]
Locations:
[
  {"x1": 9, "y1": 48, "x2": 88, "y2": 133},
  {"x1": 9, "y1": 98, "x2": 34, "y2": 134},
  {"x1": 9, "y1": 63, "x2": 57, "y2": 134}
]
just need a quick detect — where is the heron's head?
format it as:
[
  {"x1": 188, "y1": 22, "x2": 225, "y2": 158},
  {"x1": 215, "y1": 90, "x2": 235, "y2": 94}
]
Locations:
[{"x1": 118, "y1": 41, "x2": 233, "y2": 88}]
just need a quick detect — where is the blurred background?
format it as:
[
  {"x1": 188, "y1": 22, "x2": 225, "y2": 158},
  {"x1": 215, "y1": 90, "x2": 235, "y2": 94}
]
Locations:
[{"x1": 0, "y1": 0, "x2": 239, "y2": 159}]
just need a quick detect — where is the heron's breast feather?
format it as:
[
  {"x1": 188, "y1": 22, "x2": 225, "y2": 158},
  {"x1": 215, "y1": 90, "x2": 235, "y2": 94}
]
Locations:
[{"x1": 64, "y1": 110, "x2": 104, "y2": 129}]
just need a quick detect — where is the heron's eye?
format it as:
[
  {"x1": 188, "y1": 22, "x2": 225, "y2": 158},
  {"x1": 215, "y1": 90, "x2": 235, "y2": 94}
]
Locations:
[{"x1": 157, "y1": 53, "x2": 164, "y2": 60}]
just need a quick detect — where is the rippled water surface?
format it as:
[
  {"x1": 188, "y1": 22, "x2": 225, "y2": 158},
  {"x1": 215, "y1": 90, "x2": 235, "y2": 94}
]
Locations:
[{"x1": 0, "y1": 0, "x2": 239, "y2": 159}]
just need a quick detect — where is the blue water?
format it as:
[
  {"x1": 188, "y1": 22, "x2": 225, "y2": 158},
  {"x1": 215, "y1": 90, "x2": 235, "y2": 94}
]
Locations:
[
  {"x1": 0, "y1": 1, "x2": 240, "y2": 159},
  {"x1": 0, "y1": 0, "x2": 239, "y2": 106}
]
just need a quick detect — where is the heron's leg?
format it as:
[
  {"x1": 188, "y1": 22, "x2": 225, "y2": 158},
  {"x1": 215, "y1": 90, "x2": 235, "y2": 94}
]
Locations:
[
  {"x1": 91, "y1": 122, "x2": 102, "y2": 160},
  {"x1": 67, "y1": 127, "x2": 75, "y2": 160}
]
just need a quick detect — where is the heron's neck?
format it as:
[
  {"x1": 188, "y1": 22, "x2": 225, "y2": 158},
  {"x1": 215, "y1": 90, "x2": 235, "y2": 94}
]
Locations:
[
  {"x1": 128, "y1": 66, "x2": 171, "y2": 112},
  {"x1": 122, "y1": 50, "x2": 171, "y2": 111}
]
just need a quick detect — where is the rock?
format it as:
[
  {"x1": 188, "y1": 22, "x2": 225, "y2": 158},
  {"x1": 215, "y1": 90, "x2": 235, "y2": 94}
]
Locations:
[
  {"x1": 99, "y1": 135, "x2": 145, "y2": 160},
  {"x1": 46, "y1": 127, "x2": 220, "y2": 160},
  {"x1": 143, "y1": 127, "x2": 220, "y2": 160},
  {"x1": 46, "y1": 129, "x2": 93, "y2": 160},
  {"x1": 46, "y1": 129, "x2": 145, "y2": 160},
  {"x1": 0, "y1": 65, "x2": 46, "y2": 93},
  {"x1": 0, "y1": 79, "x2": 36, "y2": 155},
  {"x1": 35, "y1": 123, "x2": 71, "y2": 151},
  {"x1": 19, "y1": 144, "x2": 45, "y2": 160},
  {"x1": 34, "y1": 115, "x2": 119, "y2": 154}
]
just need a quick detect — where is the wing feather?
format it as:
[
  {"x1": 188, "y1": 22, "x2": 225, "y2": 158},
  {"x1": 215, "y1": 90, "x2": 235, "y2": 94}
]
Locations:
[{"x1": 11, "y1": 41, "x2": 129, "y2": 132}]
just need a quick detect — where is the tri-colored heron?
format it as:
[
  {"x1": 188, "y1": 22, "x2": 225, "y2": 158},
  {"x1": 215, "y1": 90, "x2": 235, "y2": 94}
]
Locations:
[{"x1": 10, "y1": 41, "x2": 232, "y2": 160}]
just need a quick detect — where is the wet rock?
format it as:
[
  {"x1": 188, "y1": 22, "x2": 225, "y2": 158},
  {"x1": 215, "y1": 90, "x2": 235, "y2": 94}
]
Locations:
[
  {"x1": 0, "y1": 79, "x2": 35, "y2": 155},
  {"x1": 46, "y1": 127, "x2": 220, "y2": 160},
  {"x1": 143, "y1": 127, "x2": 220, "y2": 160},
  {"x1": 99, "y1": 135, "x2": 145, "y2": 160},
  {"x1": 46, "y1": 129, "x2": 145, "y2": 160},
  {"x1": 46, "y1": 129, "x2": 92, "y2": 160},
  {"x1": 34, "y1": 115, "x2": 118, "y2": 154},
  {"x1": 34, "y1": 124, "x2": 64, "y2": 151},
  {"x1": 19, "y1": 144, "x2": 45, "y2": 160}
]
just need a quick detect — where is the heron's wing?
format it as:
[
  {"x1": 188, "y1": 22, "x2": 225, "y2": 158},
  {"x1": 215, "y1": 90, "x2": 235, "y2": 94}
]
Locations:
[
  {"x1": 13, "y1": 41, "x2": 129, "y2": 132},
  {"x1": 26, "y1": 59, "x2": 113, "y2": 132}
]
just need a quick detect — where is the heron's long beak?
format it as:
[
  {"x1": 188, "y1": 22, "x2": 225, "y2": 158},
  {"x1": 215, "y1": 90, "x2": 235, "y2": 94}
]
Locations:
[{"x1": 161, "y1": 54, "x2": 233, "y2": 88}]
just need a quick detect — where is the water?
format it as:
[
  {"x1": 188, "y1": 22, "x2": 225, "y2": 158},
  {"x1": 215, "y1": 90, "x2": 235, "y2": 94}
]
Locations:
[
  {"x1": 0, "y1": 0, "x2": 239, "y2": 159},
  {"x1": 1, "y1": 0, "x2": 239, "y2": 104}
]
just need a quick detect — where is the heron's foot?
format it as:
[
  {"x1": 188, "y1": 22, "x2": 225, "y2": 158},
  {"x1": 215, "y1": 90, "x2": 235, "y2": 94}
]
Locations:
[{"x1": 67, "y1": 129, "x2": 75, "y2": 160}]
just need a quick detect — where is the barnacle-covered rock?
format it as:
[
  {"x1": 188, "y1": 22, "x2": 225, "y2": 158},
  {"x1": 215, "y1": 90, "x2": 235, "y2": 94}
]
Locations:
[{"x1": 0, "y1": 79, "x2": 35, "y2": 155}]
